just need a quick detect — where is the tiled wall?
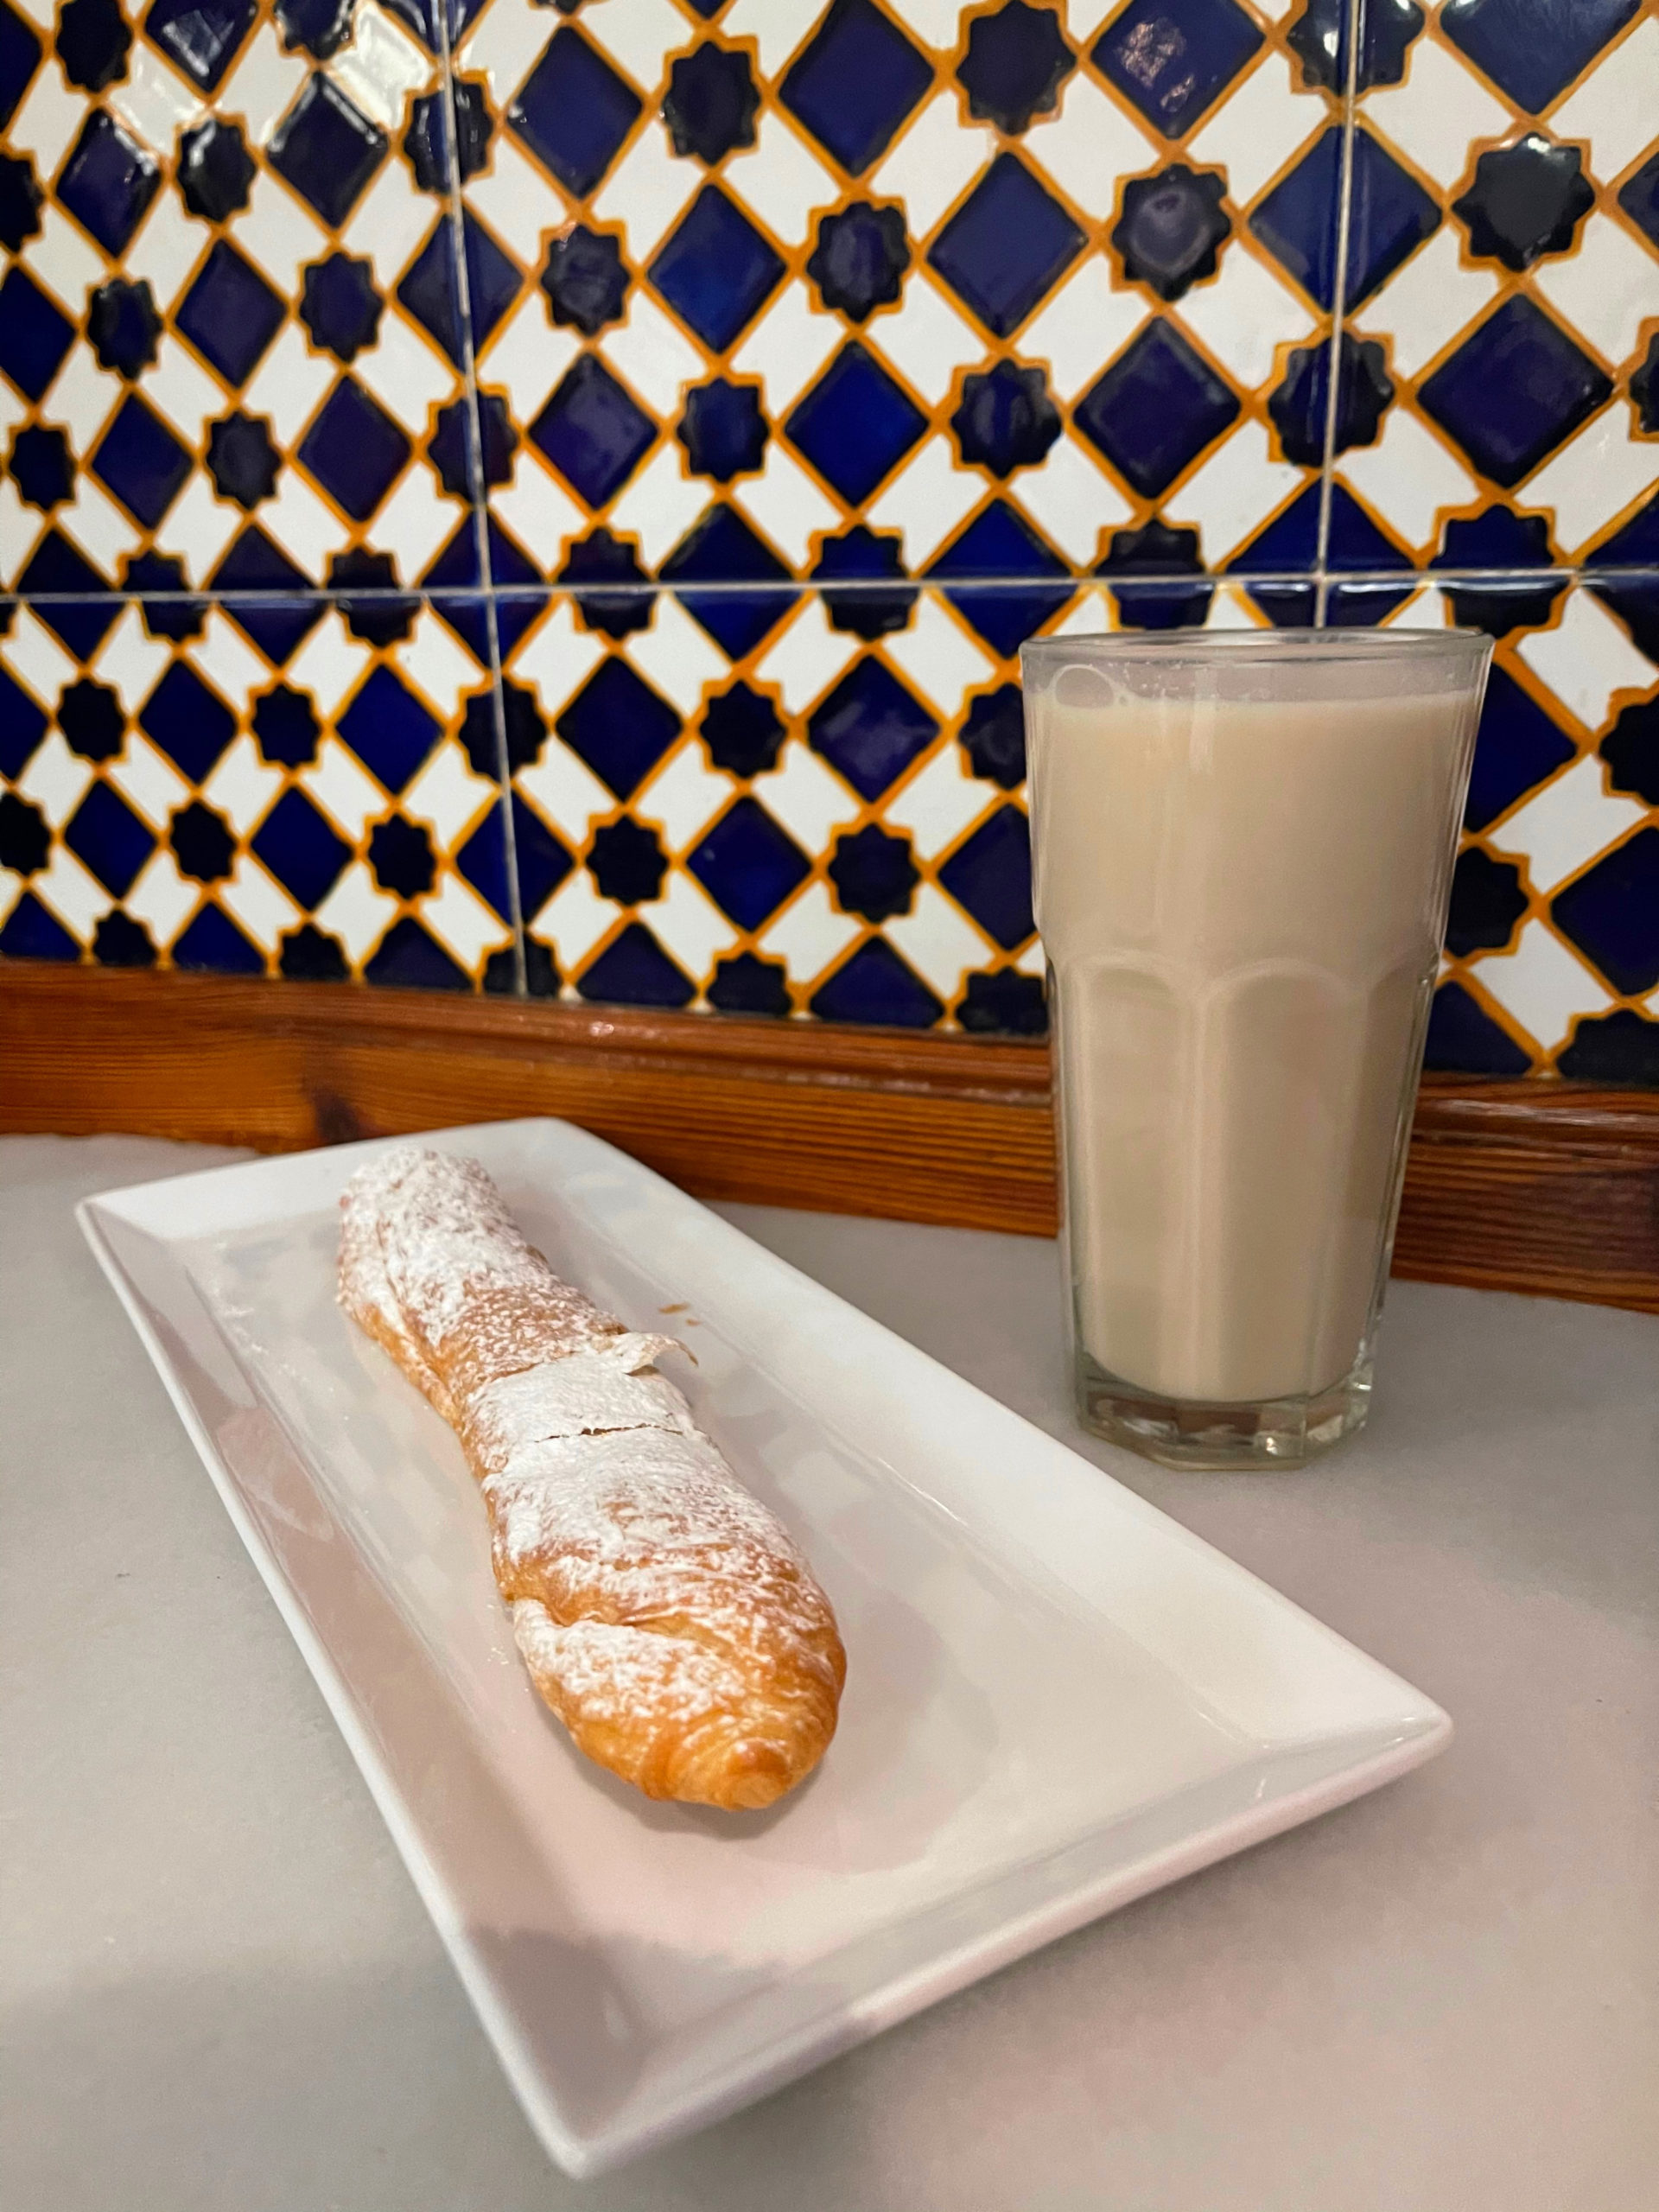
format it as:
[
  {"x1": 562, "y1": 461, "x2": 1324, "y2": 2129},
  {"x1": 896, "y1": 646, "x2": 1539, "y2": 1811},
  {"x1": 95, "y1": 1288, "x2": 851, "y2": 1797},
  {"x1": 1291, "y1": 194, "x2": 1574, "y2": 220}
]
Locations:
[{"x1": 1, "y1": 0, "x2": 1656, "y2": 1077}]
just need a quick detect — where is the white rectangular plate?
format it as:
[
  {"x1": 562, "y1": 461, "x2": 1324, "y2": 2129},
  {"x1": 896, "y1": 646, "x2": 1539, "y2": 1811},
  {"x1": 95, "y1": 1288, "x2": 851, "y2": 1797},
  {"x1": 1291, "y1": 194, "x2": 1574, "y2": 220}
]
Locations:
[{"x1": 81, "y1": 1120, "x2": 1449, "y2": 2177}]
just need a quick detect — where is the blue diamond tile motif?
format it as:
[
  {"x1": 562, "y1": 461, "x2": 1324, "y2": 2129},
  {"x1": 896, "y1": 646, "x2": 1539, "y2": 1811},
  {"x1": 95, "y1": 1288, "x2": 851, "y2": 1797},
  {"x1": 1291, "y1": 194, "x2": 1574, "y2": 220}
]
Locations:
[
  {"x1": 0, "y1": 266, "x2": 73, "y2": 402},
  {"x1": 649, "y1": 187, "x2": 785, "y2": 355},
  {"x1": 139, "y1": 662, "x2": 236, "y2": 782},
  {"x1": 251, "y1": 786, "x2": 351, "y2": 908},
  {"x1": 463, "y1": 795, "x2": 569, "y2": 921},
  {"x1": 337, "y1": 665, "x2": 440, "y2": 793},
  {"x1": 398, "y1": 209, "x2": 521, "y2": 367},
  {"x1": 269, "y1": 74, "x2": 386, "y2": 228},
  {"x1": 1586, "y1": 492, "x2": 1659, "y2": 571},
  {"x1": 172, "y1": 902, "x2": 265, "y2": 973},
  {"x1": 1423, "y1": 981, "x2": 1531, "y2": 1075},
  {"x1": 688, "y1": 796, "x2": 810, "y2": 928},
  {"x1": 660, "y1": 505, "x2": 794, "y2": 657},
  {"x1": 779, "y1": 0, "x2": 932, "y2": 175},
  {"x1": 1249, "y1": 128, "x2": 1348, "y2": 310},
  {"x1": 0, "y1": 891, "x2": 79, "y2": 961},
  {"x1": 363, "y1": 916, "x2": 470, "y2": 990},
  {"x1": 530, "y1": 353, "x2": 655, "y2": 508},
  {"x1": 175, "y1": 242, "x2": 286, "y2": 387},
  {"x1": 297, "y1": 377, "x2": 410, "y2": 521},
  {"x1": 811, "y1": 935, "x2": 941, "y2": 1027},
  {"x1": 1325, "y1": 481, "x2": 1412, "y2": 571},
  {"x1": 809, "y1": 658, "x2": 936, "y2": 799},
  {"x1": 1618, "y1": 149, "x2": 1659, "y2": 253},
  {"x1": 556, "y1": 658, "x2": 681, "y2": 800},
  {"x1": 1074, "y1": 320, "x2": 1239, "y2": 499},
  {"x1": 1440, "y1": 0, "x2": 1639, "y2": 114},
  {"x1": 929, "y1": 501, "x2": 1073, "y2": 655},
  {"x1": 56, "y1": 111, "x2": 159, "y2": 256},
  {"x1": 0, "y1": 665, "x2": 48, "y2": 780},
  {"x1": 1230, "y1": 479, "x2": 1320, "y2": 571},
  {"x1": 938, "y1": 804, "x2": 1033, "y2": 950},
  {"x1": 63, "y1": 779, "x2": 154, "y2": 899},
  {"x1": 1093, "y1": 0, "x2": 1264, "y2": 138},
  {"x1": 143, "y1": 0, "x2": 253, "y2": 92},
  {"x1": 928, "y1": 153, "x2": 1084, "y2": 338},
  {"x1": 211, "y1": 529, "x2": 319, "y2": 626},
  {"x1": 1591, "y1": 577, "x2": 1659, "y2": 671},
  {"x1": 785, "y1": 342, "x2": 927, "y2": 506},
  {"x1": 509, "y1": 25, "x2": 640, "y2": 197},
  {"x1": 15, "y1": 534, "x2": 118, "y2": 657},
  {"x1": 577, "y1": 920, "x2": 694, "y2": 1007},
  {"x1": 1464, "y1": 666, "x2": 1577, "y2": 832},
  {"x1": 1242, "y1": 487, "x2": 1408, "y2": 625},
  {"x1": 0, "y1": 2, "x2": 42, "y2": 133},
  {"x1": 1420, "y1": 297, "x2": 1611, "y2": 487},
  {"x1": 90, "y1": 394, "x2": 192, "y2": 529},
  {"x1": 1341, "y1": 128, "x2": 1442, "y2": 309},
  {"x1": 1551, "y1": 829, "x2": 1659, "y2": 995},
  {"x1": 427, "y1": 519, "x2": 543, "y2": 657},
  {"x1": 381, "y1": 0, "x2": 486, "y2": 57}
]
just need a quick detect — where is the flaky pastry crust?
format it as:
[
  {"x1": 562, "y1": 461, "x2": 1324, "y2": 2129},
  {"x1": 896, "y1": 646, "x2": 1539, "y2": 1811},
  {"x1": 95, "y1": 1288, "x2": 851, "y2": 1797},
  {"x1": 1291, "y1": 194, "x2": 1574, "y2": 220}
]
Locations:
[{"x1": 337, "y1": 1147, "x2": 844, "y2": 1810}]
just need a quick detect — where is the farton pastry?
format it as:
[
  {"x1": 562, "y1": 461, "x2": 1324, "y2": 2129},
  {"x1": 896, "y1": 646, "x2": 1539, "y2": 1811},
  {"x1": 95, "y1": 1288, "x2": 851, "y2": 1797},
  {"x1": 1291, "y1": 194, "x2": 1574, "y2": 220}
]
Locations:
[{"x1": 338, "y1": 1146, "x2": 845, "y2": 1810}]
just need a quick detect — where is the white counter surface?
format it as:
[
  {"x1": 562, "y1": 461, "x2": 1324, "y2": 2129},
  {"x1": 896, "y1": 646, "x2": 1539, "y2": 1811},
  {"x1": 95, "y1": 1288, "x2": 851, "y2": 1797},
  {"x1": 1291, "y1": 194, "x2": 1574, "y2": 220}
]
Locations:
[{"x1": 3, "y1": 1134, "x2": 1655, "y2": 2212}]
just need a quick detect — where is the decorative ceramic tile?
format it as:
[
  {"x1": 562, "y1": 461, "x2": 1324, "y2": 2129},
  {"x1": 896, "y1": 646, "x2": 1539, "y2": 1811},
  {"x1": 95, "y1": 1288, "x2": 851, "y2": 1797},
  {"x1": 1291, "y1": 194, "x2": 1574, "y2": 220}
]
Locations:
[
  {"x1": 3, "y1": 0, "x2": 1659, "y2": 1075},
  {"x1": 0, "y1": 0, "x2": 478, "y2": 596},
  {"x1": 483, "y1": 577, "x2": 1294, "y2": 1023},
  {"x1": 1335, "y1": 575, "x2": 1659, "y2": 1083},
  {"x1": 1344, "y1": 1, "x2": 1659, "y2": 572},
  {"x1": 0, "y1": 586, "x2": 517, "y2": 984},
  {"x1": 454, "y1": 0, "x2": 1339, "y2": 607}
]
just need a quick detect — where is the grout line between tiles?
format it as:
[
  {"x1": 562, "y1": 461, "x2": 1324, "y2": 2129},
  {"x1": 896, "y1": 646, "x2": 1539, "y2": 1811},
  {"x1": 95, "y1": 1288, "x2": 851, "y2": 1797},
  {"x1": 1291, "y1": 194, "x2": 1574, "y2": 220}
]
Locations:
[
  {"x1": 435, "y1": 0, "x2": 526, "y2": 995},
  {"x1": 10, "y1": 575, "x2": 1659, "y2": 601},
  {"x1": 1313, "y1": 0, "x2": 1366, "y2": 626},
  {"x1": 6, "y1": 573, "x2": 1659, "y2": 604}
]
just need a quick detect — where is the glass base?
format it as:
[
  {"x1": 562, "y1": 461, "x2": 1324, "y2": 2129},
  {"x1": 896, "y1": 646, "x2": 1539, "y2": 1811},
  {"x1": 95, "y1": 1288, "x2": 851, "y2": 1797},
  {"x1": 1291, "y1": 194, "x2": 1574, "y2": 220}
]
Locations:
[{"x1": 1075, "y1": 1351, "x2": 1374, "y2": 1471}]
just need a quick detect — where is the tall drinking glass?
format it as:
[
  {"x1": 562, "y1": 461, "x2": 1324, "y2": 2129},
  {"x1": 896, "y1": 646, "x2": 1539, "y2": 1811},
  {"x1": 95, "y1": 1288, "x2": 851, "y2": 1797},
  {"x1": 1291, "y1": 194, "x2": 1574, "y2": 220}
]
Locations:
[{"x1": 1020, "y1": 629, "x2": 1492, "y2": 1469}]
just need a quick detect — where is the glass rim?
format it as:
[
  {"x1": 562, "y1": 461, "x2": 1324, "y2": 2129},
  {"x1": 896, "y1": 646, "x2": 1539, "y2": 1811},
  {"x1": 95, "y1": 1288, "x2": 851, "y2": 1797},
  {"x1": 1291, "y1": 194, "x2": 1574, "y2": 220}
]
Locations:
[{"x1": 1020, "y1": 626, "x2": 1492, "y2": 667}]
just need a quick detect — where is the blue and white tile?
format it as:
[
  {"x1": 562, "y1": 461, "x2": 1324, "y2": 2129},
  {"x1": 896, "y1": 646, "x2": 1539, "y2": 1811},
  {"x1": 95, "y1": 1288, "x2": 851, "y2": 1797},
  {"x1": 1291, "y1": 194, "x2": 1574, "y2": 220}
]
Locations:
[
  {"x1": 1344, "y1": 576, "x2": 1659, "y2": 1077},
  {"x1": 454, "y1": 0, "x2": 1341, "y2": 621},
  {"x1": 482, "y1": 585, "x2": 1046, "y2": 1027},
  {"x1": 0, "y1": 0, "x2": 480, "y2": 598},
  {"x1": 0, "y1": 586, "x2": 513, "y2": 985},
  {"x1": 1345, "y1": 0, "x2": 1659, "y2": 568}
]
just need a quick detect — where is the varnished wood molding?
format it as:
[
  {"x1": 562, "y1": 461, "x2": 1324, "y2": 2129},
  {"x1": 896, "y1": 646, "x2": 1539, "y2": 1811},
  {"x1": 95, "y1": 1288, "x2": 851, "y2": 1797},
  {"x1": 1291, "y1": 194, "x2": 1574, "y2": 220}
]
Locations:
[
  {"x1": 1393, "y1": 1080, "x2": 1659, "y2": 1313},
  {"x1": 0, "y1": 963, "x2": 1057, "y2": 1233},
  {"x1": 3, "y1": 963, "x2": 1656, "y2": 1315}
]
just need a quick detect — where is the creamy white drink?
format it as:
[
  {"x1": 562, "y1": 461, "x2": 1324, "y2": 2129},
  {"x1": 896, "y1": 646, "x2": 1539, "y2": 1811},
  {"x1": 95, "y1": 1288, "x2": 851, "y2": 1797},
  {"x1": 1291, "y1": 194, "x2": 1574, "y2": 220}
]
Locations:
[{"x1": 1022, "y1": 635, "x2": 1487, "y2": 1457}]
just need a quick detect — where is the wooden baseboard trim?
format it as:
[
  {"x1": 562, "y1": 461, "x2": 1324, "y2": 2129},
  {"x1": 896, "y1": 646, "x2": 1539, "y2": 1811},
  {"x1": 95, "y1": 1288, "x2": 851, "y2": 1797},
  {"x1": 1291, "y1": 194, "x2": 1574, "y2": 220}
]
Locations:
[{"x1": 3, "y1": 963, "x2": 1656, "y2": 1315}]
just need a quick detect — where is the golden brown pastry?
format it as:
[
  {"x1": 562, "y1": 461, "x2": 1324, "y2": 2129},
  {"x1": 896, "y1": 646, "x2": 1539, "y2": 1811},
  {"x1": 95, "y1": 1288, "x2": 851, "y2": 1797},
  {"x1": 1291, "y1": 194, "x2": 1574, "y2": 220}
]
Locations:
[{"x1": 338, "y1": 1146, "x2": 845, "y2": 1809}]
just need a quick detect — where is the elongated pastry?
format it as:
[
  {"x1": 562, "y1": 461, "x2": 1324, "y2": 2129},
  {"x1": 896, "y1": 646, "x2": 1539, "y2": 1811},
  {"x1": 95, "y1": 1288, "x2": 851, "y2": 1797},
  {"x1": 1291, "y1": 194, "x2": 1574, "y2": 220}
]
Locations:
[{"x1": 338, "y1": 1146, "x2": 845, "y2": 1809}]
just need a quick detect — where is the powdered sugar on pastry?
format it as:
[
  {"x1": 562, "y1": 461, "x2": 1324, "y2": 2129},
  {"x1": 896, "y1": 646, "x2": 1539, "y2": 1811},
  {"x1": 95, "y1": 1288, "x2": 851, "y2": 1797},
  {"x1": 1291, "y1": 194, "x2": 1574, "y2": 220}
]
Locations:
[
  {"x1": 512, "y1": 1604, "x2": 749, "y2": 1726},
  {"x1": 462, "y1": 1348, "x2": 691, "y2": 1474},
  {"x1": 337, "y1": 1146, "x2": 845, "y2": 1810}
]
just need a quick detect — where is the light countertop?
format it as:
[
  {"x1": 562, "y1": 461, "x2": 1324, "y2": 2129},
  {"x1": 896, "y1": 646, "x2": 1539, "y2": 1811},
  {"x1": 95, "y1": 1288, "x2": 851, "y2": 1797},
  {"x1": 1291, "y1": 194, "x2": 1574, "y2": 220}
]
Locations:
[{"x1": 3, "y1": 1134, "x2": 1656, "y2": 2212}]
